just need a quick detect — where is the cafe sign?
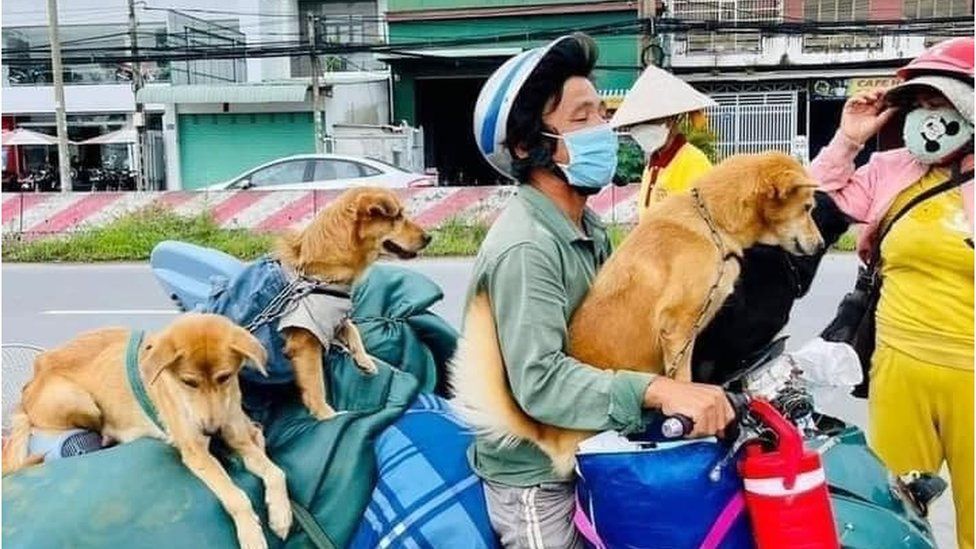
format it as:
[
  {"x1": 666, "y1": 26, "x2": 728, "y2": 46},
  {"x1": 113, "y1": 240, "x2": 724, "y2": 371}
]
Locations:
[
  {"x1": 847, "y1": 76, "x2": 900, "y2": 95},
  {"x1": 812, "y1": 76, "x2": 901, "y2": 100}
]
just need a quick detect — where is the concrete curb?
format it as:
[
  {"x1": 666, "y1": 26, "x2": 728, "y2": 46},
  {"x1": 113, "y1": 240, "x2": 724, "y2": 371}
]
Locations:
[{"x1": 1, "y1": 185, "x2": 641, "y2": 238}]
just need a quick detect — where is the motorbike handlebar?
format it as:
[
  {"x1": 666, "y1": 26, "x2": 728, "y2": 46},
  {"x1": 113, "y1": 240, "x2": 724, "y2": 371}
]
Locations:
[{"x1": 654, "y1": 392, "x2": 751, "y2": 440}]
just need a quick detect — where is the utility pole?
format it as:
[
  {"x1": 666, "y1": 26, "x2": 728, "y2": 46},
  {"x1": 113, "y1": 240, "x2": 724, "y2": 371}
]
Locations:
[
  {"x1": 46, "y1": 0, "x2": 72, "y2": 193},
  {"x1": 307, "y1": 13, "x2": 324, "y2": 153},
  {"x1": 128, "y1": 0, "x2": 147, "y2": 190},
  {"x1": 637, "y1": 0, "x2": 658, "y2": 68}
]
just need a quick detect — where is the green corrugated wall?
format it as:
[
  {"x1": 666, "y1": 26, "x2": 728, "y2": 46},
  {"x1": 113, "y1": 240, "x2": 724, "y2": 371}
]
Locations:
[
  {"x1": 178, "y1": 112, "x2": 314, "y2": 189},
  {"x1": 388, "y1": 12, "x2": 640, "y2": 124},
  {"x1": 390, "y1": 0, "x2": 605, "y2": 11}
]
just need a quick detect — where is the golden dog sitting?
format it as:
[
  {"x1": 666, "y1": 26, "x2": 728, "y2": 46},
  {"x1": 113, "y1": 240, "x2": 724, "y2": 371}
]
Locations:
[{"x1": 451, "y1": 151, "x2": 825, "y2": 476}]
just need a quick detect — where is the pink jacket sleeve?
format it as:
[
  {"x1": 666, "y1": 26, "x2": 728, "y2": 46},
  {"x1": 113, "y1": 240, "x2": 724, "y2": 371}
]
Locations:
[{"x1": 809, "y1": 132, "x2": 875, "y2": 223}]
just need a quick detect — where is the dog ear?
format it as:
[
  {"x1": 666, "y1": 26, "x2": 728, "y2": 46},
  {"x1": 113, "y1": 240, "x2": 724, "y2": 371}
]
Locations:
[
  {"x1": 229, "y1": 326, "x2": 268, "y2": 377},
  {"x1": 357, "y1": 191, "x2": 401, "y2": 218},
  {"x1": 764, "y1": 171, "x2": 816, "y2": 201},
  {"x1": 144, "y1": 335, "x2": 184, "y2": 385}
]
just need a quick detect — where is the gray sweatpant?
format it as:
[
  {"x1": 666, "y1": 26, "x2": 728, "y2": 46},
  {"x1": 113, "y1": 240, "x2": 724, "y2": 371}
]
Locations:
[{"x1": 482, "y1": 480, "x2": 585, "y2": 549}]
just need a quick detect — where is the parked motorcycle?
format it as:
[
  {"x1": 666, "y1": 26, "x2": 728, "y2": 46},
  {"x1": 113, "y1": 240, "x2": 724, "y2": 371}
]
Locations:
[
  {"x1": 20, "y1": 167, "x2": 57, "y2": 192},
  {"x1": 88, "y1": 167, "x2": 137, "y2": 191}
]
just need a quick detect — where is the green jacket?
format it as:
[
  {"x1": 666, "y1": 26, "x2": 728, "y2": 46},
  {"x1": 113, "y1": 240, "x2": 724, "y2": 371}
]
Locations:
[{"x1": 467, "y1": 186, "x2": 657, "y2": 487}]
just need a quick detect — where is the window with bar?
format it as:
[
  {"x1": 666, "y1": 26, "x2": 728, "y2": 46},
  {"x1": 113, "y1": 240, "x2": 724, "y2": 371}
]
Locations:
[
  {"x1": 292, "y1": 0, "x2": 385, "y2": 77},
  {"x1": 904, "y1": 0, "x2": 972, "y2": 18},
  {"x1": 670, "y1": 0, "x2": 781, "y2": 54},
  {"x1": 802, "y1": 0, "x2": 881, "y2": 52}
]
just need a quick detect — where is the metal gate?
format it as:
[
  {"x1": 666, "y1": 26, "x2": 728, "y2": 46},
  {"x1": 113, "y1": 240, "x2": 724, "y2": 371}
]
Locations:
[
  {"x1": 706, "y1": 92, "x2": 798, "y2": 160},
  {"x1": 144, "y1": 129, "x2": 166, "y2": 190}
]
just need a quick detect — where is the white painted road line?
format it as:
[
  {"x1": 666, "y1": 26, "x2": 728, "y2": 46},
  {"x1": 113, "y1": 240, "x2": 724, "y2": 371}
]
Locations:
[{"x1": 41, "y1": 309, "x2": 178, "y2": 315}]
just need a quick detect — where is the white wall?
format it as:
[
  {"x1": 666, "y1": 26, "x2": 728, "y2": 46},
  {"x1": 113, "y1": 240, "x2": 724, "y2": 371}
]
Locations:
[
  {"x1": 670, "y1": 35, "x2": 929, "y2": 69},
  {"x1": 2, "y1": 84, "x2": 136, "y2": 114},
  {"x1": 324, "y1": 80, "x2": 391, "y2": 133}
]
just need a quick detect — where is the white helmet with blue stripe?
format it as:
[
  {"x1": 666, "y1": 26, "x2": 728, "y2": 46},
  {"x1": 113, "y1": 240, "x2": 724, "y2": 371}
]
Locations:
[{"x1": 473, "y1": 36, "x2": 575, "y2": 181}]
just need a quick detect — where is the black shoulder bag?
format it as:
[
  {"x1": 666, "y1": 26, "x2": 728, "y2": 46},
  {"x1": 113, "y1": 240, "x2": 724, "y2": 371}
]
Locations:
[{"x1": 821, "y1": 167, "x2": 974, "y2": 398}]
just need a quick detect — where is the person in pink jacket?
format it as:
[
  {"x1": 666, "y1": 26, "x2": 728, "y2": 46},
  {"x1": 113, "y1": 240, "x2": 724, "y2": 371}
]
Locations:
[{"x1": 810, "y1": 37, "x2": 974, "y2": 549}]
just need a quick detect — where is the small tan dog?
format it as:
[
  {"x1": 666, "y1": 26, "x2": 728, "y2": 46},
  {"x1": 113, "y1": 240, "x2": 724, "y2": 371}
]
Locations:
[
  {"x1": 2, "y1": 314, "x2": 290, "y2": 549},
  {"x1": 451, "y1": 151, "x2": 825, "y2": 476},
  {"x1": 275, "y1": 187, "x2": 430, "y2": 420}
]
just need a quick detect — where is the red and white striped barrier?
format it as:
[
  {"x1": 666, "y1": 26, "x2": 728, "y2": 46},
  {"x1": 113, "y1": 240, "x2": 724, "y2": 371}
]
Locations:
[{"x1": 1, "y1": 185, "x2": 641, "y2": 238}]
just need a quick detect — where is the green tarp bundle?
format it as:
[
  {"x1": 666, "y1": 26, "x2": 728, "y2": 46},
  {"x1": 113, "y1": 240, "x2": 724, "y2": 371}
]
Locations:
[{"x1": 2, "y1": 265, "x2": 458, "y2": 549}]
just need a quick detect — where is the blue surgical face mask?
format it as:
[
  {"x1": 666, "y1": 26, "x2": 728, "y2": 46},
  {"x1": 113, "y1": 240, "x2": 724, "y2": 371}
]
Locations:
[
  {"x1": 903, "y1": 106, "x2": 974, "y2": 165},
  {"x1": 544, "y1": 123, "x2": 619, "y2": 190}
]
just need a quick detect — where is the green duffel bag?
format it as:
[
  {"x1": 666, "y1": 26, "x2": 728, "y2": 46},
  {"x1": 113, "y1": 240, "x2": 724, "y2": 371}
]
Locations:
[{"x1": 2, "y1": 265, "x2": 457, "y2": 549}]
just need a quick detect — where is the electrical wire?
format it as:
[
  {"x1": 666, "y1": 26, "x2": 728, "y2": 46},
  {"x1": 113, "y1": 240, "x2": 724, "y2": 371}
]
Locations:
[{"x1": 3, "y1": 16, "x2": 971, "y2": 66}]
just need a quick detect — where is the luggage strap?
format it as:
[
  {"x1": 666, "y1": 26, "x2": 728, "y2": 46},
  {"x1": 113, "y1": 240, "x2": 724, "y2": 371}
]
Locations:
[
  {"x1": 125, "y1": 330, "x2": 164, "y2": 432},
  {"x1": 574, "y1": 490, "x2": 744, "y2": 549},
  {"x1": 291, "y1": 500, "x2": 338, "y2": 549},
  {"x1": 699, "y1": 492, "x2": 745, "y2": 549}
]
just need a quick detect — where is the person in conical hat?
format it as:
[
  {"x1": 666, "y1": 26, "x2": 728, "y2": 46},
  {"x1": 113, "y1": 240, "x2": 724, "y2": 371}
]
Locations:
[{"x1": 611, "y1": 65, "x2": 716, "y2": 219}]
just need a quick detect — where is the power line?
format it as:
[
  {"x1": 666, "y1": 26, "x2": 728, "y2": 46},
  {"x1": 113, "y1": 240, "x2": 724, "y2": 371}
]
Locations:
[
  {"x1": 3, "y1": 16, "x2": 971, "y2": 66},
  {"x1": 3, "y1": 6, "x2": 125, "y2": 15},
  {"x1": 141, "y1": 4, "x2": 388, "y2": 21}
]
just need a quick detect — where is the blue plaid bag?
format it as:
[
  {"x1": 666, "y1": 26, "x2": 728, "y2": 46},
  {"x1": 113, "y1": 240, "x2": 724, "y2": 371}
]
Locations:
[{"x1": 351, "y1": 394, "x2": 498, "y2": 548}]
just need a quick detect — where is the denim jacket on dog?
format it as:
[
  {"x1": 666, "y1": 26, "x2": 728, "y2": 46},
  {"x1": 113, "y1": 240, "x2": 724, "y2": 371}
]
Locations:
[{"x1": 205, "y1": 256, "x2": 351, "y2": 385}]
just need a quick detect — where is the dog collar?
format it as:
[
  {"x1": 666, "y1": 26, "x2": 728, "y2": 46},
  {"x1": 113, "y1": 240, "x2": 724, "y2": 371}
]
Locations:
[
  {"x1": 126, "y1": 330, "x2": 165, "y2": 431},
  {"x1": 691, "y1": 188, "x2": 743, "y2": 263},
  {"x1": 279, "y1": 260, "x2": 353, "y2": 298},
  {"x1": 662, "y1": 189, "x2": 743, "y2": 378}
]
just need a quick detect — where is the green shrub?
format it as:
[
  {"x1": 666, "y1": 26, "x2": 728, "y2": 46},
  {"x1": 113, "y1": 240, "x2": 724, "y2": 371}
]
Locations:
[
  {"x1": 614, "y1": 140, "x2": 646, "y2": 185},
  {"x1": 678, "y1": 118, "x2": 719, "y2": 163},
  {"x1": 425, "y1": 218, "x2": 490, "y2": 257},
  {"x1": 2, "y1": 208, "x2": 499, "y2": 262},
  {"x1": 3, "y1": 206, "x2": 274, "y2": 262}
]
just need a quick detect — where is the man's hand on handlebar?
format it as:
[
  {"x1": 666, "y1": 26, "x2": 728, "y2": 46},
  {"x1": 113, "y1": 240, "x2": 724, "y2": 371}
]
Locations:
[{"x1": 643, "y1": 377, "x2": 735, "y2": 438}]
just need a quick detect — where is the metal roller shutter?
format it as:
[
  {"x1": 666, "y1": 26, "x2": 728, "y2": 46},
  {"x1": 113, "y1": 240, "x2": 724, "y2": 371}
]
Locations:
[{"x1": 178, "y1": 112, "x2": 314, "y2": 189}]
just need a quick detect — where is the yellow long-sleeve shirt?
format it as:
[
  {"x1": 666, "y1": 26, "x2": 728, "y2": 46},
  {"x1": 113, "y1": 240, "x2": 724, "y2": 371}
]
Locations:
[{"x1": 637, "y1": 136, "x2": 713, "y2": 220}]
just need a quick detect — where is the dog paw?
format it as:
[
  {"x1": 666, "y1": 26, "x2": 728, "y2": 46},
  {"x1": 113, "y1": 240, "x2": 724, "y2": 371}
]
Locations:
[
  {"x1": 310, "y1": 404, "x2": 337, "y2": 421},
  {"x1": 301, "y1": 394, "x2": 337, "y2": 421},
  {"x1": 235, "y1": 516, "x2": 268, "y2": 549},
  {"x1": 267, "y1": 492, "x2": 293, "y2": 540},
  {"x1": 356, "y1": 355, "x2": 378, "y2": 375}
]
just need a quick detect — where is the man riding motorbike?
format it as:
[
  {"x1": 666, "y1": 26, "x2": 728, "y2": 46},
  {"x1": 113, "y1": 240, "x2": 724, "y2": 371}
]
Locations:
[{"x1": 468, "y1": 33, "x2": 734, "y2": 548}]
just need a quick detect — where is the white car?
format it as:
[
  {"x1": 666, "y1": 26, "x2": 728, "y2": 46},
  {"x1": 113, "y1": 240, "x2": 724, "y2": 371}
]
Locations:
[{"x1": 207, "y1": 154, "x2": 436, "y2": 190}]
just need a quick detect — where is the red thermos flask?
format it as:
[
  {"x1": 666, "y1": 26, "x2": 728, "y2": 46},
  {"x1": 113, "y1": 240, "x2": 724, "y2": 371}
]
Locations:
[{"x1": 739, "y1": 399, "x2": 839, "y2": 549}]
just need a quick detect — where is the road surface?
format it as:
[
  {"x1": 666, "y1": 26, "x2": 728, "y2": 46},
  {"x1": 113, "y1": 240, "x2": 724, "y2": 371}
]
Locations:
[{"x1": 0, "y1": 255, "x2": 957, "y2": 547}]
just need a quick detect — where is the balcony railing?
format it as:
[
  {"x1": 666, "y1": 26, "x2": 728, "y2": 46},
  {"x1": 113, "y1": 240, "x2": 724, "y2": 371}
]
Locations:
[
  {"x1": 677, "y1": 32, "x2": 763, "y2": 54},
  {"x1": 802, "y1": 34, "x2": 883, "y2": 53},
  {"x1": 4, "y1": 62, "x2": 170, "y2": 87}
]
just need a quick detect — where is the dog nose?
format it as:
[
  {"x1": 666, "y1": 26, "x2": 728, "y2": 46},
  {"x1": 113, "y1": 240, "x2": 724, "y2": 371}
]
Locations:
[
  {"x1": 202, "y1": 424, "x2": 220, "y2": 436},
  {"x1": 421, "y1": 233, "x2": 432, "y2": 247}
]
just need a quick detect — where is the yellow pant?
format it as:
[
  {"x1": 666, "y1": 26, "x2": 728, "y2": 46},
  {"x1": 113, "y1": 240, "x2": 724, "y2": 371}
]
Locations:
[{"x1": 869, "y1": 343, "x2": 974, "y2": 549}]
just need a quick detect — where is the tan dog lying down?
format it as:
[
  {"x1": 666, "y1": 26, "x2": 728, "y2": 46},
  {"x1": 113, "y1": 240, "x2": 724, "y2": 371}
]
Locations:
[
  {"x1": 275, "y1": 187, "x2": 430, "y2": 420},
  {"x1": 451, "y1": 151, "x2": 825, "y2": 476},
  {"x1": 2, "y1": 314, "x2": 290, "y2": 549}
]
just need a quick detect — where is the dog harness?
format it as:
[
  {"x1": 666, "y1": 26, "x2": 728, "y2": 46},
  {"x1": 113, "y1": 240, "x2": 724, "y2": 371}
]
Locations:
[
  {"x1": 205, "y1": 256, "x2": 353, "y2": 385},
  {"x1": 125, "y1": 330, "x2": 164, "y2": 431}
]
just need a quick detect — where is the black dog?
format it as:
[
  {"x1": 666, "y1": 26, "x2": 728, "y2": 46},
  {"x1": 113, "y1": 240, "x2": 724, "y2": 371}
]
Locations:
[{"x1": 693, "y1": 191, "x2": 851, "y2": 384}]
